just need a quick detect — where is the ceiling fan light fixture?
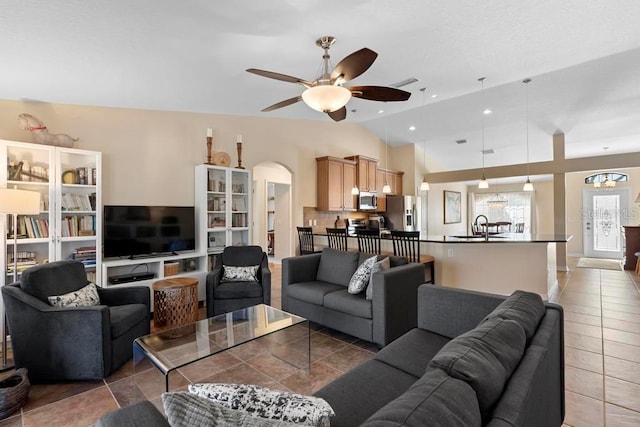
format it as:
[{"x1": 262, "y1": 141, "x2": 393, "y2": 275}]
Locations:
[{"x1": 301, "y1": 85, "x2": 351, "y2": 113}]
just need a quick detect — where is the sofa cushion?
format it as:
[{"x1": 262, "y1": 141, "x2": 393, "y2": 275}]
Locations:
[
  {"x1": 214, "y1": 281, "x2": 263, "y2": 299},
  {"x1": 96, "y1": 400, "x2": 170, "y2": 427},
  {"x1": 188, "y1": 383, "x2": 334, "y2": 427},
  {"x1": 348, "y1": 255, "x2": 377, "y2": 294},
  {"x1": 366, "y1": 257, "x2": 390, "y2": 301},
  {"x1": 162, "y1": 391, "x2": 298, "y2": 427},
  {"x1": 20, "y1": 260, "x2": 88, "y2": 303},
  {"x1": 428, "y1": 317, "x2": 526, "y2": 421},
  {"x1": 362, "y1": 368, "x2": 481, "y2": 427},
  {"x1": 316, "y1": 248, "x2": 359, "y2": 287},
  {"x1": 375, "y1": 328, "x2": 450, "y2": 379},
  {"x1": 314, "y1": 359, "x2": 419, "y2": 427},
  {"x1": 110, "y1": 304, "x2": 149, "y2": 338},
  {"x1": 287, "y1": 282, "x2": 345, "y2": 306},
  {"x1": 324, "y1": 289, "x2": 372, "y2": 319},
  {"x1": 482, "y1": 290, "x2": 545, "y2": 343}
]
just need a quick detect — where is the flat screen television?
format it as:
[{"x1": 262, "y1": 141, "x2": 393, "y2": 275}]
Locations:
[{"x1": 103, "y1": 205, "x2": 196, "y2": 259}]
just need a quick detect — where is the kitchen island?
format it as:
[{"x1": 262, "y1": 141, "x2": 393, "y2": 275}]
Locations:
[{"x1": 312, "y1": 231, "x2": 570, "y2": 300}]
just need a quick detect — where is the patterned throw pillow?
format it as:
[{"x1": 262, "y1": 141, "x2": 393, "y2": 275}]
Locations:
[
  {"x1": 47, "y1": 282, "x2": 100, "y2": 308},
  {"x1": 221, "y1": 265, "x2": 260, "y2": 282},
  {"x1": 162, "y1": 392, "x2": 299, "y2": 427},
  {"x1": 366, "y1": 256, "x2": 391, "y2": 300},
  {"x1": 348, "y1": 255, "x2": 378, "y2": 294},
  {"x1": 188, "y1": 383, "x2": 335, "y2": 427}
]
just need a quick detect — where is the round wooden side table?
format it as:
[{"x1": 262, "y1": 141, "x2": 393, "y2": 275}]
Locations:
[{"x1": 152, "y1": 277, "x2": 199, "y2": 330}]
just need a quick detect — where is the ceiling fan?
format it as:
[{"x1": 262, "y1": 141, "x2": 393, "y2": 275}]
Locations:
[{"x1": 247, "y1": 36, "x2": 412, "y2": 122}]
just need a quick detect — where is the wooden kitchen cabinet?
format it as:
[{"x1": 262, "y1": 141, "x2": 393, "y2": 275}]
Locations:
[
  {"x1": 316, "y1": 156, "x2": 357, "y2": 211},
  {"x1": 345, "y1": 155, "x2": 378, "y2": 192},
  {"x1": 375, "y1": 168, "x2": 404, "y2": 212}
]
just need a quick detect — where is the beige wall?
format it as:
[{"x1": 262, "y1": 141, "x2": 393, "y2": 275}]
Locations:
[{"x1": 0, "y1": 100, "x2": 387, "y2": 231}]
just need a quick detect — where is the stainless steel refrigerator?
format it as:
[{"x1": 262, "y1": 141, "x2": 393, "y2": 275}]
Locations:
[{"x1": 385, "y1": 195, "x2": 423, "y2": 233}]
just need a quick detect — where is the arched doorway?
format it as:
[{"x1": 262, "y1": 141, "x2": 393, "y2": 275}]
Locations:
[{"x1": 252, "y1": 162, "x2": 293, "y2": 262}]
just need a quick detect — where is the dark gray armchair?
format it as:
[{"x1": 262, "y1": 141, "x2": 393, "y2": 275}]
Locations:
[
  {"x1": 2, "y1": 260, "x2": 150, "y2": 382},
  {"x1": 206, "y1": 246, "x2": 271, "y2": 317}
]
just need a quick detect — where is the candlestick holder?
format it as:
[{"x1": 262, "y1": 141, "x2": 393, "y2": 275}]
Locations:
[
  {"x1": 236, "y1": 142, "x2": 245, "y2": 169},
  {"x1": 205, "y1": 136, "x2": 213, "y2": 165}
]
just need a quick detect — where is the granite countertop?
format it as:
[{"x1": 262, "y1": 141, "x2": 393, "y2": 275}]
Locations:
[{"x1": 313, "y1": 231, "x2": 571, "y2": 244}]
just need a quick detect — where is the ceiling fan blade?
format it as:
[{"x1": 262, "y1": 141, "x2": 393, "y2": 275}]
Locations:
[
  {"x1": 330, "y1": 48, "x2": 378, "y2": 83},
  {"x1": 261, "y1": 96, "x2": 302, "y2": 112},
  {"x1": 327, "y1": 107, "x2": 347, "y2": 122},
  {"x1": 350, "y1": 86, "x2": 411, "y2": 102},
  {"x1": 247, "y1": 68, "x2": 312, "y2": 86}
]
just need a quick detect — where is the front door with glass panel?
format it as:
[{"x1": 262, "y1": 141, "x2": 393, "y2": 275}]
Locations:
[{"x1": 583, "y1": 188, "x2": 630, "y2": 259}]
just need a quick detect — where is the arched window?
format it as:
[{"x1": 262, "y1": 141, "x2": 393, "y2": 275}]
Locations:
[{"x1": 584, "y1": 172, "x2": 628, "y2": 188}]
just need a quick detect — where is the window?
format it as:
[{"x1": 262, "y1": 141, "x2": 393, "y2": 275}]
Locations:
[{"x1": 471, "y1": 192, "x2": 534, "y2": 233}]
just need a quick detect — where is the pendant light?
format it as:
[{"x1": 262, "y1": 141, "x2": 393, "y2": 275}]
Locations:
[
  {"x1": 382, "y1": 111, "x2": 391, "y2": 194},
  {"x1": 478, "y1": 77, "x2": 489, "y2": 189},
  {"x1": 523, "y1": 78, "x2": 534, "y2": 191},
  {"x1": 419, "y1": 87, "x2": 430, "y2": 191}
]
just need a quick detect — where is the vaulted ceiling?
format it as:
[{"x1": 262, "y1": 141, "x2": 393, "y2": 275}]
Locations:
[{"x1": 2, "y1": 0, "x2": 640, "y2": 174}]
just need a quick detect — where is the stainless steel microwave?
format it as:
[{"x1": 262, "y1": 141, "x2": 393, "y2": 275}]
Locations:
[{"x1": 358, "y1": 192, "x2": 378, "y2": 210}]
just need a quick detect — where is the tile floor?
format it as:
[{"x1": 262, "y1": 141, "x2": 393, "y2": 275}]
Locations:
[{"x1": 0, "y1": 258, "x2": 638, "y2": 426}]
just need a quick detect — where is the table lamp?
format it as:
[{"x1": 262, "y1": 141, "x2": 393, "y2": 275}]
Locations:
[{"x1": 0, "y1": 188, "x2": 41, "y2": 371}]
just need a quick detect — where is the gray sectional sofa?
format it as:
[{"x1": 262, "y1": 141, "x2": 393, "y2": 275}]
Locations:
[
  {"x1": 314, "y1": 284, "x2": 565, "y2": 426},
  {"x1": 281, "y1": 248, "x2": 426, "y2": 347},
  {"x1": 96, "y1": 284, "x2": 564, "y2": 426}
]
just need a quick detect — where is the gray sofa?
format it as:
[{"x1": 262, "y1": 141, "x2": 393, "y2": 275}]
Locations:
[
  {"x1": 281, "y1": 248, "x2": 426, "y2": 347},
  {"x1": 314, "y1": 285, "x2": 565, "y2": 426},
  {"x1": 96, "y1": 284, "x2": 563, "y2": 426}
]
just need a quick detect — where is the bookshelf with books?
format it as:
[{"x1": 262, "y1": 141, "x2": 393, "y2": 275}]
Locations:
[
  {"x1": 195, "y1": 165, "x2": 251, "y2": 256},
  {"x1": 1, "y1": 140, "x2": 102, "y2": 285}
]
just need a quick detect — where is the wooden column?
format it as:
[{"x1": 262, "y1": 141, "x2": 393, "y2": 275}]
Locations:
[{"x1": 553, "y1": 133, "x2": 568, "y2": 271}]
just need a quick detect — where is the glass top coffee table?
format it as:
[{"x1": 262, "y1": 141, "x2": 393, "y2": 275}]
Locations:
[{"x1": 133, "y1": 304, "x2": 310, "y2": 393}]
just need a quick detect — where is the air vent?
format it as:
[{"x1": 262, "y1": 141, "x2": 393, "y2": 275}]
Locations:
[
  {"x1": 481, "y1": 149, "x2": 495, "y2": 155},
  {"x1": 456, "y1": 139, "x2": 467, "y2": 144},
  {"x1": 390, "y1": 77, "x2": 420, "y2": 88}
]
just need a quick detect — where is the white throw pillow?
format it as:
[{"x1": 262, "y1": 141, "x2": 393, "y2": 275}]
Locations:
[
  {"x1": 48, "y1": 282, "x2": 100, "y2": 308},
  {"x1": 348, "y1": 255, "x2": 378, "y2": 294},
  {"x1": 163, "y1": 392, "x2": 299, "y2": 427},
  {"x1": 366, "y1": 257, "x2": 391, "y2": 300},
  {"x1": 188, "y1": 383, "x2": 335, "y2": 427},
  {"x1": 221, "y1": 265, "x2": 259, "y2": 282}
]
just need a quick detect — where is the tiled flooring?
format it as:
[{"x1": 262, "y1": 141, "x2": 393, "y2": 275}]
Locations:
[
  {"x1": 0, "y1": 259, "x2": 639, "y2": 426},
  {"x1": 555, "y1": 257, "x2": 640, "y2": 426}
]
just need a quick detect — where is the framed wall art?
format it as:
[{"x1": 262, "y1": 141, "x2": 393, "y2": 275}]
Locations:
[{"x1": 444, "y1": 190, "x2": 461, "y2": 224}]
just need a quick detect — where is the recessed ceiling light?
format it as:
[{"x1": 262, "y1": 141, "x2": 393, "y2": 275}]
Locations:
[
  {"x1": 483, "y1": 108, "x2": 492, "y2": 115},
  {"x1": 409, "y1": 126, "x2": 416, "y2": 131},
  {"x1": 431, "y1": 94, "x2": 438, "y2": 98},
  {"x1": 377, "y1": 109, "x2": 384, "y2": 114}
]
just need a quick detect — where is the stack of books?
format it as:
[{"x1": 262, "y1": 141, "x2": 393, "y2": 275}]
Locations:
[
  {"x1": 69, "y1": 246, "x2": 97, "y2": 268},
  {"x1": 7, "y1": 251, "x2": 37, "y2": 274}
]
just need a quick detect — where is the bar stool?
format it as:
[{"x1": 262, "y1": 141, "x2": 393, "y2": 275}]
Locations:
[
  {"x1": 390, "y1": 230, "x2": 435, "y2": 284},
  {"x1": 297, "y1": 226, "x2": 320, "y2": 255},
  {"x1": 326, "y1": 227, "x2": 349, "y2": 251},
  {"x1": 356, "y1": 229, "x2": 381, "y2": 254}
]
